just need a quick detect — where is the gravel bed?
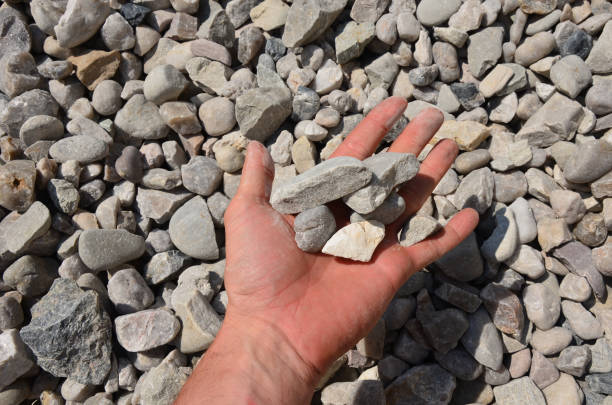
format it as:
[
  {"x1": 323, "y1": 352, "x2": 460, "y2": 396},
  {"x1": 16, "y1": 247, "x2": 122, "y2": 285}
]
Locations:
[{"x1": 0, "y1": 0, "x2": 611, "y2": 404}]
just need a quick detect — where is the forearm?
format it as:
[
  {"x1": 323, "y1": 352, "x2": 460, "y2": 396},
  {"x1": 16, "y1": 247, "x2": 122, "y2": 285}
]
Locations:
[{"x1": 174, "y1": 314, "x2": 318, "y2": 405}]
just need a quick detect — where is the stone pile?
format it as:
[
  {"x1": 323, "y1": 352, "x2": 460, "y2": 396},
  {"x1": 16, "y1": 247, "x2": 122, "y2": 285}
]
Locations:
[{"x1": 0, "y1": 0, "x2": 610, "y2": 404}]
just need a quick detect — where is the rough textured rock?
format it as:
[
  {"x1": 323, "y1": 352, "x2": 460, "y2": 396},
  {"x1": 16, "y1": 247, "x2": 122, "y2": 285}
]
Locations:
[
  {"x1": 282, "y1": 0, "x2": 347, "y2": 47},
  {"x1": 322, "y1": 221, "x2": 385, "y2": 262},
  {"x1": 235, "y1": 86, "x2": 292, "y2": 142},
  {"x1": 270, "y1": 157, "x2": 372, "y2": 214},
  {"x1": 20, "y1": 279, "x2": 112, "y2": 385}
]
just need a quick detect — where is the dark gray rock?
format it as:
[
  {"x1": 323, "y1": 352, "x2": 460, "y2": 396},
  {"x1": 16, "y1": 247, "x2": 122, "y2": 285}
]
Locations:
[
  {"x1": 559, "y1": 29, "x2": 593, "y2": 59},
  {"x1": 434, "y1": 348, "x2": 484, "y2": 381},
  {"x1": 20, "y1": 278, "x2": 112, "y2": 385},
  {"x1": 586, "y1": 372, "x2": 612, "y2": 395},
  {"x1": 385, "y1": 364, "x2": 456, "y2": 405}
]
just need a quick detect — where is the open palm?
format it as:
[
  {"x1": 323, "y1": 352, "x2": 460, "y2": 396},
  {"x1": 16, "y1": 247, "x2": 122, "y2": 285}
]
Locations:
[{"x1": 222, "y1": 97, "x2": 479, "y2": 383}]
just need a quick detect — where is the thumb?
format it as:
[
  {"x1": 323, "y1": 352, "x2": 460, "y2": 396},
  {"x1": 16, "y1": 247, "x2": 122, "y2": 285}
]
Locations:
[{"x1": 234, "y1": 141, "x2": 275, "y2": 205}]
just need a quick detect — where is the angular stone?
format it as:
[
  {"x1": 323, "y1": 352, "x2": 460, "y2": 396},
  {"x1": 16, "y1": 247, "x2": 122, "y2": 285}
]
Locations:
[
  {"x1": 542, "y1": 373, "x2": 582, "y2": 405},
  {"x1": 558, "y1": 345, "x2": 592, "y2": 377},
  {"x1": 115, "y1": 309, "x2": 180, "y2": 352},
  {"x1": 78, "y1": 229, "x2": 145, "y2": 272},
  {"x1": 553, "y1": 241, "x2": 607, "y2": 301},
  {"x1": 493, "y1": 376, "x2": 546, "y2": 405},
  {"x1": 529, "y1": 350, "x2": 560, "y2": 389},
  {"x1": 508, "y1": 348, "x2": 531, "y2": 378},
  {"x1": 135, "y1": 188, "x2": 192, "y2": 224},
  {"x1": 433, "y1": 120, "x2": 490, "y2": 151},
  {"x1": 131, "y1": 356, "x2": 189, "y2": 405},
  {"x1": 235, "y1": 86, "x2": 292, "y2": 142},
  {"x1": 562, "y1": 300, "x2": 603, "y2": 340},
  {"x1": 365, "y1": 53, "x2": 399, "y2": 90},
  {"x1": 282, "y1": 0, "x2": 347, "y2": 47},
  {"x1": 385, "y1": 364, "x2": 456, "y2": 405},
  {"x1": 461, "y1": 307, "x2": 503, "y2": 370},
  {"x1": 322, "y1": 221, "x2": 385, "y2": 262},
  {"x1": 335, "y1": 21, "x2": 376, "y2": 64},
  {"x1": 171, "y1": 289, "x2": 221, "y2": 353},
  {"x1": 54, "y1": 0, "x2": 111, "y2": 48},
  {"x1": 344, "y1": 153, "x2": 418, "y2": 214},
  {"x1": 550, "y1": 55, "x2": 592, "y2": 98},
  {"x1": 6, "y1": 201, "x2": 51, "y2": 254},
  {"x1": 516, "y1": 93, "x2": 584, "y2": 147},
  {"x1": 144, "y1": 251, "x2": 190, "y2": 285},
  {"x1": 479, "y1": 64, "x2": 514, "y2": 98},
  {"x1": 270, "y1": 156, "x2": 372, "y2": 214},
  {"x1": 399, "y1": 215, "x2": 442, "y2": 247},
  {"x1": 467, "y1": 27, "x2": 503, "y2": 78},
  {"x1": 0, "y1": 160, "x2": 36, "y2": 213},
  {"x1": 586, "y1": 20, "x2": 612, "y2": 74},
  {"x1": 20, "y1": 279, "x2": 112, "y2": 385},
  {"x1": 191, "y1": 39, "x2": 232, "y2": 66},
  {"x1": 480, "y1": 283, "x2": 524, "y2": 337},
  {"x1": 69, "y1": 50, "x2": 120, "y2": 91},
  {"x1": 434, "y1": 283, "x2": 482, "y2": 313},
  {"x1": 0, "y1": 329, "x2": 34, "y2": 391}
]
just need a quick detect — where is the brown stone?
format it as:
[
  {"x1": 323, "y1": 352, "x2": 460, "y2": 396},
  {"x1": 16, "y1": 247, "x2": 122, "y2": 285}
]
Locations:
[
  {"x1": 480, "y1": 283, "x2": 525, "y2": 337},
  {"x1": 190, "y1": 39, "x2": 232, "y2": 66},
  {"x1": 0, "y1": 160, "x2": 36, "y2": 212},
  {"x1": 69, "y1": 50, "x2": 121, "y2": 91}
]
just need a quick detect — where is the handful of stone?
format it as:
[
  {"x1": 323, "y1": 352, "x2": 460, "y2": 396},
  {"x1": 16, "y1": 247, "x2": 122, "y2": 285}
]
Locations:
[{"x1": 270, "y1": 153, "x2": 443, "y2": 262}]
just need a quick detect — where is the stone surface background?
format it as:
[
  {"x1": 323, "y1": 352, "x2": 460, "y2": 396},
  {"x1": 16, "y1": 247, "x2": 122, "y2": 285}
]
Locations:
[{"x1": 0, "y1": 0, "x2": 611, "y2": 404}]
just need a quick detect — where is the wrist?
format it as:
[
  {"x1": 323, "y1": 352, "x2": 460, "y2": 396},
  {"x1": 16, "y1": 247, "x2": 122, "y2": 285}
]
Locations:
[{"x1": 178, "y1": 308, "x2": 319, "y2": 405}]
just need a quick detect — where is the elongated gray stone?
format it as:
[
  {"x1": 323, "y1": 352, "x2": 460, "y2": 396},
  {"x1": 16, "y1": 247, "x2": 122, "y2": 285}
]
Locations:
[
  {"x1": 54, "y1": 0, "x2": 111, "y2": 49},
  {"x1": 553, "y1": 241, "x2": 607, "y2": 301},
  {"x1": 49, "y1": 135, "x2": 109, "y2": 164},
  {"x1": 461, "y1": 307, "x2": 503, "y2": 370},
  {"x1": 481, "y1": 206, "x2": 519, "y2": 263},
  {"x1": 172, "y1": 288, "x2": 222, "y2": 353},
  {"x1": 270, "y1": 156, "x2": 372, "y2": 214},
  {"x1": 169, "y1": 196, "x2": 219, "y2": 261},
  {"x1": 78, "y1": 229, "x2": 145, "y2": 272},
  {"x1": 344, "y1": 152, "x2": 419, "y2": 214}
]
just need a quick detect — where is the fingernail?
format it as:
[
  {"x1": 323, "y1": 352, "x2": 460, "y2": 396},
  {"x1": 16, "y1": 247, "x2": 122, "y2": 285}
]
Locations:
[{"x1": 384, "y1": 104, "x2": 406, "y2": 129}]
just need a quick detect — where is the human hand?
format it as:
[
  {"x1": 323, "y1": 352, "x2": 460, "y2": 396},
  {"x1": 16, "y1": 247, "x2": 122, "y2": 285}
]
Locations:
[{"x1": 176, "y1": 97, "x2": 479, "y2": 404}]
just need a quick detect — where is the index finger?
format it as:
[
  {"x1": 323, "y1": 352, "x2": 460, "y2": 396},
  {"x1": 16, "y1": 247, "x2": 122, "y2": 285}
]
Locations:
[{"x1": 329, "y1": 96, "x2": 407, "y2": 160}]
